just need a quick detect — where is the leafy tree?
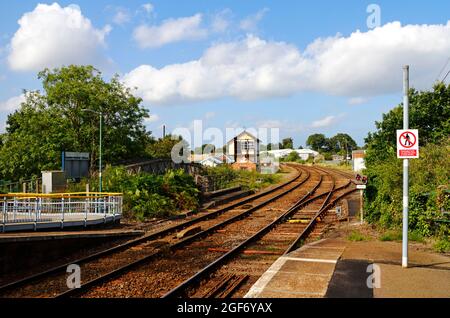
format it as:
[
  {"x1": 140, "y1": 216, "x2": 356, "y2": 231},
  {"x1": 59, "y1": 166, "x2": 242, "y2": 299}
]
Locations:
[
  {"x1": 284, "y1": 151, "x2": 301, "y2": 162},
  {"x1": 364, "y1": 83, "x2": 450, "y2": 236},
  {"x1": 281, "y1": 137, "x2": 294, "y2": 149},
  {"x1": 146, "y1": 134, "x2": 186, "y2": 159},
  {"x1": 0, "y1": 65, "x2": 151, "y2": 180},
  {"x1": 267, "y1": 142, "x2": 282, "y2": 150},
  {"x1": 330, "y1": 133, "x2": 357, "y2": 155},
  {"x1": 365, "y1": 83, "x2": 450, "y2": 166},
  {"x1": 306, "y1": 134, "x2": 327, "y2": 152}
]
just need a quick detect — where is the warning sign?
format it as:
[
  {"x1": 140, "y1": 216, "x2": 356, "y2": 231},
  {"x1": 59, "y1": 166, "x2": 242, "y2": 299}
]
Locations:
[{"x1": 397, "y1": 129, "x2": 419, "y2": 158}]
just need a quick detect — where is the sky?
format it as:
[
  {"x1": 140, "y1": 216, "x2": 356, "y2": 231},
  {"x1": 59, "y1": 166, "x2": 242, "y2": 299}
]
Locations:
[{"x1": 0, "y1": 0, "x2": 449, "y2": 149}]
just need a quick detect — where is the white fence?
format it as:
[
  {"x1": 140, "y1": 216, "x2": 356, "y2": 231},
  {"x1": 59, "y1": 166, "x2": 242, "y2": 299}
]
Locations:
[{"x1": 1, "y1": 192, "x2": 123, "y2": 231}]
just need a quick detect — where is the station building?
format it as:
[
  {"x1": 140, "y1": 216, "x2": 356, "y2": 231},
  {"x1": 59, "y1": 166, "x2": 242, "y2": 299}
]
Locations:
[{"x1": 226, "y1": 131, "x2": 260, "y2": 171}]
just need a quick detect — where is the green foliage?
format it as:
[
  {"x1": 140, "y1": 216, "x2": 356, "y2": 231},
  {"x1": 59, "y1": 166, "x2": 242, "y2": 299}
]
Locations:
[
  {"x1": 306, "y1": 133, "x2": 357, "y2": 153},
  {"x1": 433, "y1": 237, "x2": 450, "y2": 253},
  {"x1": 365, "y1": 83, "x2": 450, "y2": 166},
  {"x1": 347, "y1": 230, "x2": 368, "y2": 241},
  {"x1": 147, "y1": 134, "x2": 188, "y2": 159},
  {"x1": 70, "y1": 166, "x2": 200, "y2": 220},
  {"x1": 379, "y1": 230, "x2": 402, "y2": 241},
  {"x1": 204, "y1": 165, "x2": 281, "y2": 191},
  {"x1": 0, "y1": 65, "x2": 151, "y2": 180},
  {"x1": 281, "y1": 137, "x2": 294, "y2": 149},
  {"x1": 306, "y1": 134, "x2": 327, "y2": 152},
  {"x1": 364, "y1": 83, "x2": 450, "y2": 237},
  {"x1": 378, "y1": 229, "x2": 424, "y2": 243}
]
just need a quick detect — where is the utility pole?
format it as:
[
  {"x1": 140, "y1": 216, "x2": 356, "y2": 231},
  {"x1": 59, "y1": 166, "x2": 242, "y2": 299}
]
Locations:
[
  {"x1": 99, "y1": 111, "x2": 103, "y2": 193},
  {"x1": 402, "y1": 65, "x2": 409, "y2": 268}
]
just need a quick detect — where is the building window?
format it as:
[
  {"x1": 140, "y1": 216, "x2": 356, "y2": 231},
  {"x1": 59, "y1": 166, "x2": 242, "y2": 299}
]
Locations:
[{"x1": 242, "y1": 140, "x2": 254, "y2": 151}]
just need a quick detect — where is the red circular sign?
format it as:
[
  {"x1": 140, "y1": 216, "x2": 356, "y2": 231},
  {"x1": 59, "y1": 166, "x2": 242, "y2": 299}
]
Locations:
[{"x1": 399, "y1": 131, "x2": 417, "y2": 148}]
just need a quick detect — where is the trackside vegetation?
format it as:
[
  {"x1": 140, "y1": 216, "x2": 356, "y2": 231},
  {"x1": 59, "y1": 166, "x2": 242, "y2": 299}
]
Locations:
[
  {"x1": 69, "y1": 166, "x2": 200, "y2": 220},
  {"x1": 203, "y1": 164, "x2": 282, "y2": 192},
  {"x1": 364, "y1": 83, "x2": 450, "y2": 252}
]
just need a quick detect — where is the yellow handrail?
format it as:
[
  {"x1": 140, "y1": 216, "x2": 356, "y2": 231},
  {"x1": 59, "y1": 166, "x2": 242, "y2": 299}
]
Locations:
[{"x1": 0, "y1": 192, "x2": 122, "y2": 199}]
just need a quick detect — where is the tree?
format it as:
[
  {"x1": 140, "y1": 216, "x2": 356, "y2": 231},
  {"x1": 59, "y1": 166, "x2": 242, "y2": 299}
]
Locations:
[
  {"x1": 146, "y1": 135, "x2": 185, "y2": 159},
  {"x1": 306, "y1": 134, "x2": 327, "y2": 152},
  {"x1": 0, "y1": 65, "x2": 151, "y2": 180},
  {"x1": 281, "y1": 137, "x2": 294, "y2": 149},
  {"x1": 284, "y1": 151, "x2": 300, "y2": 162},
  {"x1": 363, "y1": 83, "x2": 450, "y2": 234},
  {"x1": 365, "y1": 83, "x2": 450, "y2": 166},
  {"x1": 330, "y1": 133, "x2": 357, "y2": 155}
]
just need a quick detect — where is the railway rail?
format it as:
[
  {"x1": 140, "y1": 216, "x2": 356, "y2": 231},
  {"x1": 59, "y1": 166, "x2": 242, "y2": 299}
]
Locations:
[
  {"x1": 163, "y1": 167, "x2": 356, "y2": 298},
  {"x1": 0, "y1": 165, "x2": 356, "y2": 299},
  {"x1": 0, "y1": 164, "x2": 305, "y2": 297}
]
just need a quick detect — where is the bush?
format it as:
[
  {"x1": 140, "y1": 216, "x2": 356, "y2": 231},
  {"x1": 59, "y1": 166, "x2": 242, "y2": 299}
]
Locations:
[
  {"x1": 69, "y1": 166, "x2": 200, "y2": 220},
  {"x1": 347, "y1": 230, "x2": 368, "y2": 241},
  {"x1": 365, "y1": 139, "x2": 450, "y2": 236},
  {"x1": 204, "y1": 165, "x2": 281, "y2": 191},
  {"x1": 434, "y1": 237, "x2": 450, "y2": 253},
  {"x1": 379, "y1": 230, "x2": 402, "y2": 241}
]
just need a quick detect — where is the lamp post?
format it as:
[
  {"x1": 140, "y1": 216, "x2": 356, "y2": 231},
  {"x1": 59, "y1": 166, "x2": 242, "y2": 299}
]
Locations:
[{"x1": 81, "y1": 109, "x2": 103, "y2": 192}]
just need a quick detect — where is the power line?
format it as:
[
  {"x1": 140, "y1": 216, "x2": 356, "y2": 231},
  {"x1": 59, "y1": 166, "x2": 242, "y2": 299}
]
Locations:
[
  {"x1": 436, "y1": 57, "x2": 450, "y2": 82},
  {"x1": 442, "y1": 69, "x2": 450, "y2": 83}
]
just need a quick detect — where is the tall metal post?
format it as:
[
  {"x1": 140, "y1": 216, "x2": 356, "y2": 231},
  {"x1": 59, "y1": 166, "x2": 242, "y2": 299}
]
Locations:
[
  {"x1": 402, "y1": 65, "x2": 409, "y2": 268},
  {"x1": 99, "y1": 112, "x2": 103, "y2": 193}
]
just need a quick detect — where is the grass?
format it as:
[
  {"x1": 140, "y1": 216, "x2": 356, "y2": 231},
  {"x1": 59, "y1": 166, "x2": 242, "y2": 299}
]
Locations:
[
  {"x1": 379, "y1": 230, "x2": 402, "y2": 241},
  {"x1": 347, "y1": 230, "x2": 368, "y2": 242},
  {"x1": 379, "y1": 229, "x2": 425, "y2": 243},
  {"x1": 433, "y1": 237, "x2": 450, "y2": 253}
]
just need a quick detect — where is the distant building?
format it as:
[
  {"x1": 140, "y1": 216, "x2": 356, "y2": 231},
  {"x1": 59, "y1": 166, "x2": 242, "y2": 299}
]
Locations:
[
  {"x1": 199, "y1": 154, "x2": 233, "y2": 167},
  {"x1": 352, "y1": 150, "x2": 366, "y2": 172},
  {"x1": 259, "y1": 148, "x2": 319, "y2": 161},
  {"x1": 227, "y1": 131, "x2": 260, "y2": 171}
]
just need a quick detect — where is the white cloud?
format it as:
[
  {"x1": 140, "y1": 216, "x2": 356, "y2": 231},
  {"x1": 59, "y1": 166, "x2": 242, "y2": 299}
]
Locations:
[
  {"x1": 113, "y1": 8, "x2": 131, "y2": 25},
  {"x1": 348, "y1": 97, "x2": 369, "y2": 105},
  {"x1": 133, "y1": 14, "x2": 207, "y2": 48},
  {"x1": 240, "y1": 8, "x2": 269, "y2": 32},
  {"x1": 0, "y1": 94, "x2": 25, "y2": 113},
  {"x1": 142, "y1": 3, "x2": 154, "y2": 14},
  {"x1": 145, "y1": 113, "x2": 160, "y2": 123},
  {"x1": 310, "y1": 114, "x2": 344, "y2": 128},
  {"x1": 211, "y1": 9, "x2": 232, "y2": 33},
  {"x1": 8, "y1": 3, "x2": 111, "y2": 71},
  {"x1": 124, "y1": 21, "x2": 450, "y2": 105}
]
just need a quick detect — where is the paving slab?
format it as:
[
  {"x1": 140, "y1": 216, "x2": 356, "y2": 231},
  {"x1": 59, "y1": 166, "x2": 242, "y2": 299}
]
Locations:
[{"x1": 244, "y1": 239, "x2": 346, "y2": 298}]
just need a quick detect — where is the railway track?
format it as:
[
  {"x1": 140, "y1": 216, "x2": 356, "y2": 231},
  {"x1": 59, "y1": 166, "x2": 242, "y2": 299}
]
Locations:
[
  {"x1": 162, "y1": 167, "x2": 356, "y2": 298},
  {"x1": 0, "y1": 164, "x2": 306, "y2": 298},
  {"x1": 0, "y1": 165, "x2": 356, "y2": 299}
]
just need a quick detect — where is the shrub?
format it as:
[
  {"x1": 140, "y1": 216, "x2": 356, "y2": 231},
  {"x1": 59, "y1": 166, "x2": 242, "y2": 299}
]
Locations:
[
  {"x1": 365, "y1": 139, "x2": 450, "y2": 237},
  {"x1": 347, "y1": 230, "x2": 368, "y2": 241},
  {"x1": 69, "y1": 166, "x2": 200, "y2": 220},
  {"x1": 433, "y1": 237, "x2": 450, "y2": 253},
  {"x1": 204, "y1": 165, "x2": 281, "y2": 191},
  {"x1": 379, "y1": 230, "x2": 402, "y2": 241}
]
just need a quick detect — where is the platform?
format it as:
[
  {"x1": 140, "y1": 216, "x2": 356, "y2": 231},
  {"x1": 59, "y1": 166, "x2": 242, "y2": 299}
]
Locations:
[
  {"x1": 1, "y1": 213, "x2": 121, "y2": 232},
  {"x1": 245, "y1": 239, "x2": 345, "y2": 298},
  {"x1": 245, "y1": 232, "x2": 450, "y2": 298}
]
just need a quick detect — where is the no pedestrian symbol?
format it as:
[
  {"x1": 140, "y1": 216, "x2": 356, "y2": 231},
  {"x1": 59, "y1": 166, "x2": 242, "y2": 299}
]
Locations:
[{"x1": 397, "y1": 129, "x2": 419, "y2": 158}]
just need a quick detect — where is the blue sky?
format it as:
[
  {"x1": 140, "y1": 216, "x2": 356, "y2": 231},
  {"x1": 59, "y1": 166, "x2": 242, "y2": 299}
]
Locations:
[{"x1": 1, "y1": 1, "x2": 449, "y2": 148}]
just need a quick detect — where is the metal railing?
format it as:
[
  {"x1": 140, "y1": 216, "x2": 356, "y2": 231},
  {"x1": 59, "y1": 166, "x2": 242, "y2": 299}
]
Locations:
[{"x1": 1, "y1": 192, "x2": 123, "y2": 231}]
